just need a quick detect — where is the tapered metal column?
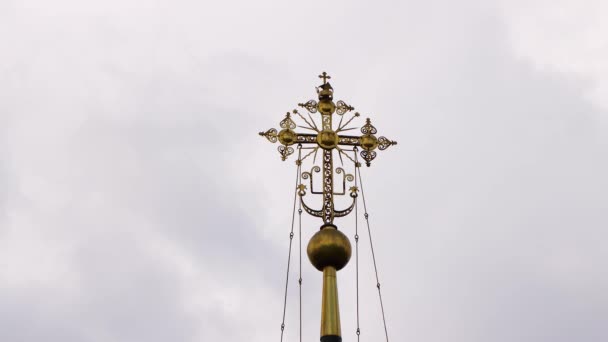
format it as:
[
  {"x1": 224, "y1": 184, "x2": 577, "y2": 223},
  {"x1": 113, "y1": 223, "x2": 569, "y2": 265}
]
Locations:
[
  {"x1": 308, "y1": 224, "x2": 351, "y2": 342},
  {"x1": 321, "y1": 266, "x2": 341, "y2": 342}
]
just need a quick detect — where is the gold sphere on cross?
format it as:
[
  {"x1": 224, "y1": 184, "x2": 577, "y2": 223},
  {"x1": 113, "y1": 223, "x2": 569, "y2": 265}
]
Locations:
[
  {"x1": 278, "y1": 128, "x2": 297, "y2": 145},
  {"x1": 317, "y1": 99, "x2": 336, "y2": 115},
  {"x1": 307, "y1": 224, "x2": 352, "y2": 271},
  {"x1": 317, "y1": 129, "x2": 339, "y2": 150},
  {"x1": 360, "y1": 134, "x2": 378, "y2": 151}
]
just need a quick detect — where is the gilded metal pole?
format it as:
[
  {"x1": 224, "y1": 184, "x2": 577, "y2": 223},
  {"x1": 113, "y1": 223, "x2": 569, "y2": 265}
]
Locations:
[
  {"x1": 321, "y1": 266, "x2": 341, "y2": 341},
  {"x1": 308, "y1": 223, "x2": 351, "y2": 342}
]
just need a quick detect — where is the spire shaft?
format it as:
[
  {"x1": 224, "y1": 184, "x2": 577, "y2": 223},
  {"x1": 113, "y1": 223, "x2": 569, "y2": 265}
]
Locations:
[{"x1": 321, "y1": 266, "x2": 342, "y2": 342}]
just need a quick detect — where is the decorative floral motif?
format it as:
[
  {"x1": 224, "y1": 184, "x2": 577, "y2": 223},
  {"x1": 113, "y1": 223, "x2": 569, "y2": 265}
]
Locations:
[
  {"x1": 298, "y1": 100, "x2": 318, "y2": 113},
  {"x1": 297, "y1": 184, "x2": 307, "y2": 196},
  {"x1": 360, "y1": 118, "x2": 378, "y2": 135},
  {"x1": 279, "y1": 112, "x2": 296, "y2": 129},
  {"x1": 336, "y1": 100, "x2": 354, "y2": 115},
  {"x1": 378, "y1": 136, "x2": 397, "y2": 150},
  {"x1": 278, "y1": 145, "x2": 294, "y2": 161},
  {"x1": 259, "y1": 128, "x2": 278, "y2": 143},
  {"x1": 360, "y1": 150, "x2": 377, "y2": 167}
]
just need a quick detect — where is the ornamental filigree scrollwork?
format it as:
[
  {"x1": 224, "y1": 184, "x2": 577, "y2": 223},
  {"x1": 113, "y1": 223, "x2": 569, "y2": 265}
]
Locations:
[
  {"x1": 280, "y1": 112, "x2": 296, "y2": 129},
  {"x1": 298, "y1": 100, "x2": 318, "y2": 114},
  {"x1": 278, "y1": 145, "x2": 294, "y2": 161},
  {"x1": 378, "y1": 136, "x2": 397, "y2": 150},
  {"x1": 338, "y1": 136, "x2": 360, "y2": 145},
  {"x1": 300, "y1": 196, "x2": 324, "y2": 218},
  {"x1": 302, "y1": 166, "x2": 323, "y2": 194},
  {"x1": 322, "y1": 149, "x2": 334, "y2": 223},
  {"x1": 322, "y1": 114, "x2": 331, "y2": 130},
  {"x1": 334, "y1": 167, "x2": 355, "y2": 195},
  {"x1": 260, "y1": 72, "x2": 397, "y2": 223},
  {"x1": 296, "y1": 135, "x2": 317, "y2": 143},
  {"x1": 333, "y1": 199, "x2": 356, "y2": 218},
  {"x1": 259, "y1": 128, "x2": 278, "y2": 143},
  {"x1": 333, "y1": 186, "x2": 358, "y2": 218},
  {"x1": 336, "y1": 100, "x2": 354, "y2": 115},
  {"x1": 360, "y1": 118, "x2": 378, "y2": 135},
  {"x1": 360, "y1": 150, "x2": 377, "y2": 167}
]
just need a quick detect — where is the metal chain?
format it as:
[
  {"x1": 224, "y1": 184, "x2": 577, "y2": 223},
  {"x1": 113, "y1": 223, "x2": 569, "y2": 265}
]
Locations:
[
  {"x1": 355, "y1": 147, "x2": 390, "y2": 342},
  {"x1": 354, "y1": 147, "x2": 361, "y2": 341},
  {"x1": 280, "y1": 145, "x2": 303, "y2": 342}
]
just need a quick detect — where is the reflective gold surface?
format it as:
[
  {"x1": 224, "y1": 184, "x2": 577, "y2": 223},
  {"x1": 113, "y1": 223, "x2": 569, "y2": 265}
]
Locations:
[
  {"x1": 316, "y1": 129, "x2": 339, "y2": 150},
  {"x1": 278, "y1": 128, "x2": 297, "y2": 145},
  {"x1": 307, "y1": 224, "x2": 352, "y2": 271},
  {"x1": 321, "y1": 266, "x2": 341, "y2": 337},
  {"x1": 360, "y1": 134, "x2": 379, "y2": 151},
  {"x1": 260, "y1": 73, "x2": 396, "y2": 167},
  {"x1": 318, "y1": 99, "x2": 336, "y2": 115}
]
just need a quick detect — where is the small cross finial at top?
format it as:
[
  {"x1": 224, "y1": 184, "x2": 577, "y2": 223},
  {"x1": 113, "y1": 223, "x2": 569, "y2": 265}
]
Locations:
[{"x1": 319, "y1": 72, "x2": 331, "y2": 84}]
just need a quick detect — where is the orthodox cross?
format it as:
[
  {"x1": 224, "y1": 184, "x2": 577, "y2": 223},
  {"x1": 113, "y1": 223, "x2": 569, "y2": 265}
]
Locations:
[
  {"x1": 319, "y1": 71, "x2": 331, "y2": 84},
  {"x1": 259, "y1": 72, "x2": 397, "y2": 225},
  {"x1": 260, "y1": 73, "x2": 396, "y2": 342}
]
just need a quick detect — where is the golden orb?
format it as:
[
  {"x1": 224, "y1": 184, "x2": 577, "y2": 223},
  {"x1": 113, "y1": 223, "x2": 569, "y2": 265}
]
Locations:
[
  {"x1": 360, "y1": 134, "x2": 378, "y2": 151},
  {"x1": 307, "y1": 225, "x2": 352, "y2": 271},
  {"x1": 317, "y1": 99, "x2": 336, "y2": 115},
  {"x1": 278, "y1": 128, "x2": 297, "y2": 145},
  {"x1": 317, "y1": 130, "x2": 339, "y2": 150}
]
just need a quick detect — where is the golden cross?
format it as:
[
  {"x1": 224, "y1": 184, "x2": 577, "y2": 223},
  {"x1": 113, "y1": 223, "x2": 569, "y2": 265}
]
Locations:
[
  {"x1": 318, "y1": 71, "x2": 331, "y2": 84},
  {"x1": 259, "y1": 73, "x2": 397, "y2": 342},
  {"x1": 259, "y1": 74, "x2": 396, "y2": 225}
]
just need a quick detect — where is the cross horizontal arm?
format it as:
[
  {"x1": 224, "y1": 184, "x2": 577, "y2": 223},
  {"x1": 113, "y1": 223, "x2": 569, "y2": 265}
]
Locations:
[
  {"x1": 295, "y1": 133, "x2": 319, "y2": 144},
  {"x1": 337, "y1": 135, "x2": 362, "y2": 147}
]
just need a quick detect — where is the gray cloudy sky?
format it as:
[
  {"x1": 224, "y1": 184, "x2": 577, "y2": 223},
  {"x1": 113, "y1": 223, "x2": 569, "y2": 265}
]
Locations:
[{"x1": 1, "y1": 1, "x2": 608, "y2": 341}]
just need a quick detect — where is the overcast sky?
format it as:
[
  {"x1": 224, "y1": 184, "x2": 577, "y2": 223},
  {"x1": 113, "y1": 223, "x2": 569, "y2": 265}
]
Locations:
[{"x1": 1, "y1": 1, "x2": 608, "y2": 341}]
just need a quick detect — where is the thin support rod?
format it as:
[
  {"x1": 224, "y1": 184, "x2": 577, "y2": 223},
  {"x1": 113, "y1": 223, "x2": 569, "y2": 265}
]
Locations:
[
  {"x1": 354, "y1": 148, "x2": 361, "y2": 342},
  {"x1": 355, "y1": 147, "x2": 390, "y2": 342},
  {"x1": 280, "y1": 145, "x2": 303, "y2": 342},
  {"x1": 298, "y1": 185, "x2": 303, "y2": 342}
]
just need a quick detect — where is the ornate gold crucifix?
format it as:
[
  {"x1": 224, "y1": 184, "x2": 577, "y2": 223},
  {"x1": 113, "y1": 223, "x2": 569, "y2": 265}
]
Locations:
[
  {"x1": 259, "y1": 72, "x2": 396, "y2": 342},
  {"x1": 260, "y1": 72, "x2": 397, "y2": 225}
]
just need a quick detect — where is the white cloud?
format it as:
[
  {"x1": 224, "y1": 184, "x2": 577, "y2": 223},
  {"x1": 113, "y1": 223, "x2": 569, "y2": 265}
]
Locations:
[
  {"x1": 499, "y1": 0, "x2": 608, "y2": 109},
  {"x1": 1, "y1": 1, "x2": 607, "y2": 341}
]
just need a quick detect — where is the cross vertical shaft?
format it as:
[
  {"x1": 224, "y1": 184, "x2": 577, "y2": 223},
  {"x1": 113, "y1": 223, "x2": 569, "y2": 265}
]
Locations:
[{"x1": 321, "y1": 108, "x2": 335, "y2": 224}]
